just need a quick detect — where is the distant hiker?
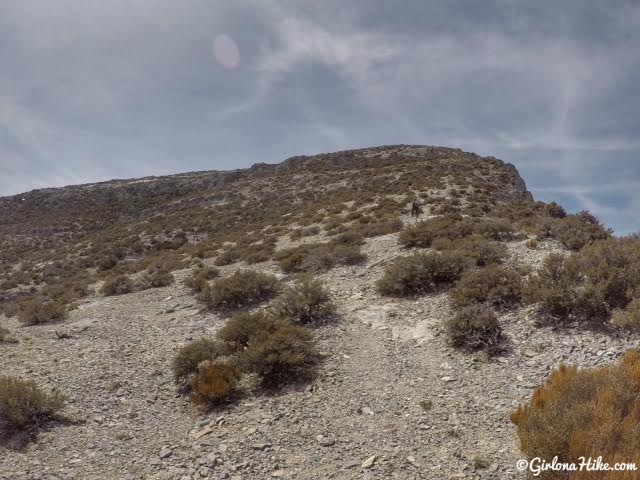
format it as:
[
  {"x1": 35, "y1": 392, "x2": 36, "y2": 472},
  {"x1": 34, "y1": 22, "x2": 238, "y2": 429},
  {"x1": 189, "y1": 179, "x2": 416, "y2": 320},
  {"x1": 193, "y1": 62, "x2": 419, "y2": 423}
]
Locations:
[{"x1": 411, "y1": 200, "x2": 421, "y2": 218}]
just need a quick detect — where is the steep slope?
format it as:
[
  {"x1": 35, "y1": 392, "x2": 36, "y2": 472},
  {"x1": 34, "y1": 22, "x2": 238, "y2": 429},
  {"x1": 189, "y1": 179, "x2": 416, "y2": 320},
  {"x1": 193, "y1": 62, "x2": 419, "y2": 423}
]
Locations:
[{"x1": 0, "y1": 146, "x2": 623, "y2": 480}]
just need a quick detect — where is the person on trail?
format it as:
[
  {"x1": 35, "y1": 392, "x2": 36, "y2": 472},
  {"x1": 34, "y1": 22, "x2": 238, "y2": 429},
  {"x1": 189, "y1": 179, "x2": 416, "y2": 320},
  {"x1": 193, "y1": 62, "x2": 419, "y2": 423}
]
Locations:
[{"x1": 411, "y1": 199, "x2": 421, "y2": 218}]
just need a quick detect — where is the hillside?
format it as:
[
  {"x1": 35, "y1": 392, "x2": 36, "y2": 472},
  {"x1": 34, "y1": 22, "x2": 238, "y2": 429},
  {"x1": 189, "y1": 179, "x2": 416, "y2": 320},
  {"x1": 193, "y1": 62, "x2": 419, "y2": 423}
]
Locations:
[{"x1": 2, "y1": 145, "x2": 638, "y2": 480}]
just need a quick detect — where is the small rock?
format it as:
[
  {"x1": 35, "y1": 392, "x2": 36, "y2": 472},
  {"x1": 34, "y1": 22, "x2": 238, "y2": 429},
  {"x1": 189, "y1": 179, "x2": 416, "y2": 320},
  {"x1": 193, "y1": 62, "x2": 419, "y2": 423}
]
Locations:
[
  {"x1": 159, "y1": 447, "x2": 173, "y2": 459},
  {"x1": 362, "y1": 455, "x2": 377, "y2": 469},
  {"x1": 317, "y1": 435, "x2": 335, "y2": 447},
  {"x1": 251, "y1": 443, "x2": 271, "y2": 451}
]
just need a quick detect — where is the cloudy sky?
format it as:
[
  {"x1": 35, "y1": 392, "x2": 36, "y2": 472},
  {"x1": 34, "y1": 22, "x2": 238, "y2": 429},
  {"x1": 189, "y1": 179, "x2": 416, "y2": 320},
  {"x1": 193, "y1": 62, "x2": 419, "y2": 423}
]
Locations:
[{"x1": 0, "y1": 1, "x2": 638, "y2": 233}]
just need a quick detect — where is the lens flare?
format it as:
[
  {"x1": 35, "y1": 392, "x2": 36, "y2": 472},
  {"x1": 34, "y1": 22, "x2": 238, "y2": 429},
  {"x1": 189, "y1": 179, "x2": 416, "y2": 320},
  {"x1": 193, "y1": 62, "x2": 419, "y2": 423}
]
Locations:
[{"x1": 213, "y1": 34, "x2": 240, "y2": 69}]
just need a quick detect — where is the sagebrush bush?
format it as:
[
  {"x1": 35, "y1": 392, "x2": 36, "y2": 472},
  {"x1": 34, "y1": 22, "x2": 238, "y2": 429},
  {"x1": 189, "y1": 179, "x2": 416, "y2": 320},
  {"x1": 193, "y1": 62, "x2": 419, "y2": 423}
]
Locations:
[
  {"x1": 189, "y1": 360, "x2": 239, "y2": 406},
  {"x1": 611, "y1": 298, "x2": 640, "y2": 331},
  {"x1": 399, "y1": 215, "x2": 515, "y2": 249},
  {"x1": 536, "y1": 211, "x2": 611, "y2": 251},
  {"x1": 289, "y1": 225, "x2": 321, "y2": 240},
  {"x1": 0, "y1": 376, "x2": 64, "y2": 444},
  {"x1": 138, "y1": 268, "x2": 174, "y2": 289},
  {"x1": 172, "y1": 338, "x2": 232, "y2": 382},
  {"x1": 183, "y1": 266, "x2": 219, "y2": 292},
  {"x1": 524, "y1": 237, "x2": 640, "y2": 324},
  {"x1": 217, "y1": 310, "x2": 290, "y2": 352},
  {"x1": 433, "y1": 235, "x2": 507, "y2": 267},
  {"x1": 240, "y1": 323, "x2": 320, "y2": 387},
  {"x1": 100, "y1": 275, "x2": 135, "y2": 296},
  {"x1": 274, "y1": 243, "x2": 365, "y2": 274},
  {"x1": 446, "y1": 304, "x2": 503, "y2": 354},
  {"x1": 200, "y1": 270, "x2": 280, "y2": 310},
  {"x1": 511, "y1": 351, "x2": 640, "y2": 479},
  {"x1": 17, "y1": 296, "x2": 66, "y2": 326},
  {"x1": 376, "y1": 251, "x2": 468, "y2": 296},
  {"x1": 449, "y1": 265, "x2": 522, "y2": 310},
  {"x1": 273, "y1": 277, "x2": 335, "y2": 325},
  {"x1": 0, "y1": 325, "x2": 16, "y2": 343}
]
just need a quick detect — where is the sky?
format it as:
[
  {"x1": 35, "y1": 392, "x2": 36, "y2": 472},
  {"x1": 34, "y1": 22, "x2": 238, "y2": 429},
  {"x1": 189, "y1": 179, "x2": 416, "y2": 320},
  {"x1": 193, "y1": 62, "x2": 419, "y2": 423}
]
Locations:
[{"x1": 0, "y1": 1, "x2": 638, "y2": 234}]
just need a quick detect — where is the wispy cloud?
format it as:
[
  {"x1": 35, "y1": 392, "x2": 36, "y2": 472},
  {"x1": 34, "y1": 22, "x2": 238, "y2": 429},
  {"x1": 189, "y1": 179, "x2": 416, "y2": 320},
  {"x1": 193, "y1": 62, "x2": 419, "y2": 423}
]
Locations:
[{"x1": 0, "y1": 0, "x2": 637, "y2": 233}]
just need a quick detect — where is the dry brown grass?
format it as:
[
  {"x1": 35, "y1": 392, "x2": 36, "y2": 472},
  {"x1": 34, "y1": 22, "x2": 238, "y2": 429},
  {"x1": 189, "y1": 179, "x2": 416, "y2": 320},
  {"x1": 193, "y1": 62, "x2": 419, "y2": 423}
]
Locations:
[{"x1": 512, "y1": 350, "x2": 640, "y2": 479}]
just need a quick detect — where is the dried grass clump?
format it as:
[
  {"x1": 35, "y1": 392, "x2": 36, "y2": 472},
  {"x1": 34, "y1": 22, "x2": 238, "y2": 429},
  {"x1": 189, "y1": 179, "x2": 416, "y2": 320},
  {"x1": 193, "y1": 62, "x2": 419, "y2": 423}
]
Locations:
[
  {"x1": 524, "y1": 237, "x2": 640, "y2": 325},
  {"x1": 100, "y1": 275, "x2": 135, "y2": 296},
  {"x1": 200, "y1": 270, "x2": 280, "y2": 310},
  {"x1": 376, "y1": 251, "x2": 468, "y2": 296},
  {"x1": 511, "y1": 350, "x2": 640, "y2": 479},
  {"x1": 189, "y1": 361, "x2": 240, "y2": 406},
  {"x1": 445, "y1": 304, "x2": 503, "y2": 354},
  {"x1": 0, "y1": 376, "x2": 64, "y2": 446},
  {"x1": 16, "y1": 296, "x2": 66, "y2": 326},
  {"x1": 449, "y1": 265, "x2": 522, "y2": 310},
  {"x1": 273, "y1": 276, "x2": 335, "y2": 325}
]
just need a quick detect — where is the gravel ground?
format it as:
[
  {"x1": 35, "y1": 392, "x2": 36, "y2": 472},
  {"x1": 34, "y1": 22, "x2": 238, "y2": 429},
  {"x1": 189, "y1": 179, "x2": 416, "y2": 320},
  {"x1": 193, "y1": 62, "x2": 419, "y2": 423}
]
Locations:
[{"x1": 2, "y1": 233, "x2": 639, "y2": 480}]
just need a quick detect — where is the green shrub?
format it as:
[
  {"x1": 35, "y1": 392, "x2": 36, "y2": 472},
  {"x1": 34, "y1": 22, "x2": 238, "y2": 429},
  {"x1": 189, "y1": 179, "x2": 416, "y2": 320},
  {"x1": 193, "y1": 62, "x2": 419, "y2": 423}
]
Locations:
[
  {"x1": 240, "y1": 324, "x2": 320, "y2": 387},
  {"x1": 273, "y1": 277, "x2": 335, "y2": 325},
  {"x1": 376, "y1": 251, "x2": 468, "y2": 296},
  {"x1": 524, "y1": 237, "x2": 640, "y2": 324},
  {"x1": 172, "y1": 338, "x2": 232, "y2": 382},
  {"x1": 0, "y1": 376, "x2": 64, "y2": 444},
  {"x1": 17, "y1": 296, "x2": 66, "y2": 326},
  {"x1": 189, "y1": 360, "x2": 239, "y2": 406},
  {"x1": 449, "y1": 265, "x2": 522, "y2": 310},
  {"x1": 445, "y1": 304, "x2": 503, "y2": 354},
  {"x1": 200, "y1": 270, "x2": 280, "y2": 309},
  {"x1": 217, "y1": 310, "x2": 289, "y2": 352},
  {"x1": 100, "y1": 275, "x2": 135, "y2": 296},
  {"x1": 511, "y1": 351, "x2": 640, "y2": 479}
]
